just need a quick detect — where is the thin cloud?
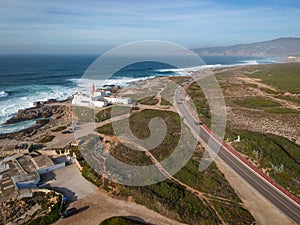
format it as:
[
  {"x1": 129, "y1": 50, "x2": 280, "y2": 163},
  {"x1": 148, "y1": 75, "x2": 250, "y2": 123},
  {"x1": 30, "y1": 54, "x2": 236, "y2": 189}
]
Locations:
[{"x1": 0, "y1": 0, "x2": 299, "y2": 53}]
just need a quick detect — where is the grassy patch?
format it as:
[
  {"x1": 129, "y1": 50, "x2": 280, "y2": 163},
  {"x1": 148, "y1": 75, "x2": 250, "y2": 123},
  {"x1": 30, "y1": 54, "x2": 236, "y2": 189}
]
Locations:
[
  {"x1": 81, "y1": 165, "x2": 101, "y2": 187},
  {"x1": 51, "y1": 126, "x2": 67, "y2": 132},
  {"x1": 39, "y1": 135, "x2": 55, "y2": 143},
  {"x1": 248, "y1": 63, "x2": 300, "y2": 94},
  {"x1": 100, "y1": 217, "x2": 148, "y2": 225},
  {"x1": 73, "y1": 106, "x2": 95, "y2": 122},
  {"x1": 213, "y1": 201, "x2": 254, "y2": 225},
  {"x1": 160, "y1": 98, "x2": 172, "y2": 106},
  {"x1": 95, "y1": 107, "x2": 112, "y2": 122},
  {"x1": 110, "y1": 142, "x2": 152, "y2": 166},
  {"x1": 234, "y1": 97, "x2": 280, "y2": 108},
  {"x1": 23, "y1": 192, "x2": 62, "y2": 225},
  {"x1": 97, "y1": 109, "x2": 181, "y2": 163},
  {"x1": 138, "y1": 96, "x2": 159, "y2": 105},
  {"x1": 174, "y1": 160, "x2": 241, "y2": 202},
  {"x1": 260, "y1": 87, "x2": 280, "y2": 95},
  {"x1": 265, "y1": 107, "x2": 300, "y2": 114},
  {"x1": 118, "y1": 181, "x2": 220, "y2": 225},
  {"x1": 186, "y1": 82, "x2": 211, "y2": 127},
  {"x1": 243, "y1": 83, "x2": 258, "y2": 88},
  {"x1": 276, "y1": 95, "x2": 300, "y2": 104},
  {"x1": 231, "y1": 130, "x2": 300, "y2": 196},
  {"x1": 95, "y1": 108, "x2": 254, "y2": 224}
]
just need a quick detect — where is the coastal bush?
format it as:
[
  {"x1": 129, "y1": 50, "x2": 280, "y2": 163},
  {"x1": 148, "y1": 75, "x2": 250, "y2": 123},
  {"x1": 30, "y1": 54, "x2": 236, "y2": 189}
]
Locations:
[
  {"x1": 231, "y1": 130, "x2": 300, "y2": 195},
  {"x1": 118, "y1": 181, "x2": 220, "y2": 225},
  {"x1": 24, "y1": 193, "x2": 62, "y2": 225},
  {"x1": 95, "y1": 107, "x2": 112, "y2": 122},
  {"x1": 51, "y1": 126, "x2": 67, "y2": 132},
  {"x1": 160, "y1": 98, "x2": 172, "y2": 106},
  {"x1": 248, "y1": 63, "x2": 300, "y2": 94},
  {"x1": 186, "y1": 82, "x2": 211, "y2": 127},
  {"x1": 97, "y1": 109, "x2": 181, "y2": 162},
  {"x1": 81, "y1": 165, "x2": 101, "y2": 187},
  {"x1": 276, "y1": 95, "x2": 300, "y2": 104},
  {"x1": 260, "y1": 87, "x2": 280, "y2": 95},
  {"x1": 39, "y1": 135, "x2": 55, "y2": 143},
  {"x1": 213, "y1": 201, "x2": 254, "y2": 224},
  {"x1": 138, "y1": 96, "x2": 159, "y2": 105},
  {"x1": 110, "y1": 143, "x2": 152, "y2": 166},
  {"x1": 234, "y1": 97, "x2": 280, "y2": 108},
  {"x1": 94, "y1": 109, "x2": 254, "y2": 224},
  {"x1": 174, "y1": 160, "x2": 241, "y2": 202},
  {"x1": 100, "y1": 217, "x2": 148, "y2": 225},
  {"x1": 265, "y1": 107, "x2": 300, "y2": 114}
]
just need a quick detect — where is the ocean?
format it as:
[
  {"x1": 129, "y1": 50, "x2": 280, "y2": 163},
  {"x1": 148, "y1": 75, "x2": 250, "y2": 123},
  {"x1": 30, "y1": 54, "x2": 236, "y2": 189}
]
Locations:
[{"x1": 0, "y1": 55, "x2": 277, "y2": 133}]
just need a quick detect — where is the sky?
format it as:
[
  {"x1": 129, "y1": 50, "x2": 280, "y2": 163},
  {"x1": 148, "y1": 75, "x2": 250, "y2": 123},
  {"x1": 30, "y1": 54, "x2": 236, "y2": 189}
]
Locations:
[{"x1": 0, "y1": 0, "x2": 299, "y2": 54}]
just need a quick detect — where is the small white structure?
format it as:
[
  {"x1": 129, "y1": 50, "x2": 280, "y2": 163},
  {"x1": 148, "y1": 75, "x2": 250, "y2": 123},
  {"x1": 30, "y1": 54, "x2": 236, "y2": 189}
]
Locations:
[
  {"x1": 91, "y1": 95, "x2": 108, "y2": 107},
  {"x1": 72, "y1": 93, "x2": 92, "y2": 107},
  {"x1": 72, "y1": 93, "x2": 108, "y2": 107},
  {"x1": 104, "y1": 97, "x2": 132, "y2": 104}
]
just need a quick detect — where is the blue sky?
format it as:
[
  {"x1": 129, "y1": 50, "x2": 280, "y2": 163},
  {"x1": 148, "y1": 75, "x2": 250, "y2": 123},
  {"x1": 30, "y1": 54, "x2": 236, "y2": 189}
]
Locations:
[{"x1": 0, "y1": 0, "x2": 299, "y2": 54}]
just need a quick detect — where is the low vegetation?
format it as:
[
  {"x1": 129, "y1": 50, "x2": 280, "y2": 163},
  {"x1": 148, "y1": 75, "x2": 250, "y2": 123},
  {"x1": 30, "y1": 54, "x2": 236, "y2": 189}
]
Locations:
[
  {"x1": 39, "y1": 135, "x2": 55, "y2": 143},
  {"x1": 118, "y1": 181, "x2": 221, "y2": 225},
  {"x1": 186, "y1": 82, "x2": 211, "y2": 127},
  {"x1": 234, "y1": 97, "x2": 280, "y2": 108},
  {"x1": 19, "y1": 192, "x2": 62, "y2": 225},
  {"x1": 100, "y1": 217, "x2": 148, "y2": 225},
  {"x1": 97, "y1": 109, "x2": 181, "y2": 163},
  {"x1": 187, "y1": 63, "x2": 300, "y2": 197},
  {"x1": 138, "y1": 96, "x2": 159, "y2": 105},
  {"x1": 174, "y1": 160, "x2": 241, "y2": 202},
  {"x1": 95, "y1": 107, "x2": 112, "y2": 122},
  {"x1": 276, "y1": 95, "x2": 300, "y2": 104},
  {"x1": 73, "y1": 106, "x2": 95, "y2": 122},
  {"x1": 81, "y1": 165, "x2": 101, "y2": 187},
  {"x1": 160, "y1": 98, "x2": 172, "y2": 106},
  {"x1": 264, "y1": 107, "x2": 300, "y2": 114},
  {"x1": 95, "y1": 109, "x2": 254, "y2": 224},
  {"x1": 248, "y1": 63, "x2": 300, "y2": 94},
  {"x1": 229, "y1": 130, "x2": 300, "y2": 196},
  {"x1": 51, "y1": 126, "x2": 67, "y2": 132}
]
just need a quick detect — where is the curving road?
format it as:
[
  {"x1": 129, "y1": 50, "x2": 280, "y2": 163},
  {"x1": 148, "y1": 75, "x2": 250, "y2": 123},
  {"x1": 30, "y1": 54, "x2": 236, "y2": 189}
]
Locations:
[{"x1": 173, "y1": 80, "x2": 300, "y2": 224}]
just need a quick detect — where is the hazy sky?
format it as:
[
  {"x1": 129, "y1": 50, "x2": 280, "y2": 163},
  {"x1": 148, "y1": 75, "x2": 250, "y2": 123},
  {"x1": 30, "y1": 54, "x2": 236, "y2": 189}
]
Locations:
[{"x1": 1, "y1": 0, "x2": 299, "y2": 54}]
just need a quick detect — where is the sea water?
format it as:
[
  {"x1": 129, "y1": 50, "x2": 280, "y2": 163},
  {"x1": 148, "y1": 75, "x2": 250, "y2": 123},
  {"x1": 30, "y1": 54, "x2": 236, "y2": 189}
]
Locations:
[{"x1": 0, "y1": 54, "x2": 277, "y2": 133}]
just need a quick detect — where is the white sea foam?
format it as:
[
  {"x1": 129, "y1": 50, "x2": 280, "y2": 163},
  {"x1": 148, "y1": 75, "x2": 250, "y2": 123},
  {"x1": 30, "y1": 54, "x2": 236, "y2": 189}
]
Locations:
[
  {"x1": 0, "y1": 85, "x2": 77, "y2": 129},
  {"x1": 69, "y1": 76, "x2": 156, "y2": 90},
  {"x1": 155, "y1": 64, "x2": 223, "y2": 75},
  {"x1": 0, "y1": 90, "x2": 9, "y2": 98}
]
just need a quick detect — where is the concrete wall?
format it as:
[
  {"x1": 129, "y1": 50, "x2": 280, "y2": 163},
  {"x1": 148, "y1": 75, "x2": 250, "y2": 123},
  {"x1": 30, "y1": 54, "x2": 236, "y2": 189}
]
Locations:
[
  {"x1": 37, "y1": 162, "x2": 65, "y2": 175},
  {"x1": 15, "y1": 176, "x2": 40, "y2": 189}
]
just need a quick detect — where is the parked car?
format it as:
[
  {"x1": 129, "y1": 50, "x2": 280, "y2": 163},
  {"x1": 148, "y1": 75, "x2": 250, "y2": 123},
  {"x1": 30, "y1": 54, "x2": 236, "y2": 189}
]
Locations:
[{"x1": 61, "y1": 208, "x2": 78, "y2": 218}]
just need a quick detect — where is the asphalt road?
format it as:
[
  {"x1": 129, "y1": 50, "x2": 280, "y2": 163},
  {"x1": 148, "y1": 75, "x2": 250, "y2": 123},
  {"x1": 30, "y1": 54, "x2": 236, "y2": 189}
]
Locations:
[{"x1": 173, "y1": 81, "x2": 300, "y2": 224}]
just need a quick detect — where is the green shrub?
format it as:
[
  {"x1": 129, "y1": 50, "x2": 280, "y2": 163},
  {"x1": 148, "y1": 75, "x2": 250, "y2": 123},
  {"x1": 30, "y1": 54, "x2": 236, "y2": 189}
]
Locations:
[
  {"x1": 39, "y1": 135, "x2": 55, "y2": 143},
  {"x1": 51, "y1": 126, "x2": 67, "y2": 132}
]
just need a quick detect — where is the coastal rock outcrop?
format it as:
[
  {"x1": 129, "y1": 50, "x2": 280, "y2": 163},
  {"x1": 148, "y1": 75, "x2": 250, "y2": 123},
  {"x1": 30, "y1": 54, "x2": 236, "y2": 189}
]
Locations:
[{"x1": 4, "y1": 105, "x2": 67, "y2": 125}]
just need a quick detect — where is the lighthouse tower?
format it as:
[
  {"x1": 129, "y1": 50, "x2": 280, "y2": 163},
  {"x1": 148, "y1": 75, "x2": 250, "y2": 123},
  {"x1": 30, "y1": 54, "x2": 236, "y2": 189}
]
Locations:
[{"x1": 92, "y1": 83, "x2": 95, "y2": 96}]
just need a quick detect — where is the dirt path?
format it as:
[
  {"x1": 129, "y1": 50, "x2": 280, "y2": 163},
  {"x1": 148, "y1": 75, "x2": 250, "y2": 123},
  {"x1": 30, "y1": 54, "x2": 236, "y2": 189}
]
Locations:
[{"x1": 53, "y1": 189, "x2": 185, "y2": 225}]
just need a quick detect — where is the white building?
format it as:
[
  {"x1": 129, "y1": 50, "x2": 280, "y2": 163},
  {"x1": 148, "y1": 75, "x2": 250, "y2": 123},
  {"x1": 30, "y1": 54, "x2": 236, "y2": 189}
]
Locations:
[
  {"x1": 104, "y1": 97, "x2": 132, "y2": 105},
  {"x1": 72, "y1": 93, "x2": 108, "y2": 107},
  {"x1": 72, "y1": 93, "x2": 92, "y2": 107}
]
